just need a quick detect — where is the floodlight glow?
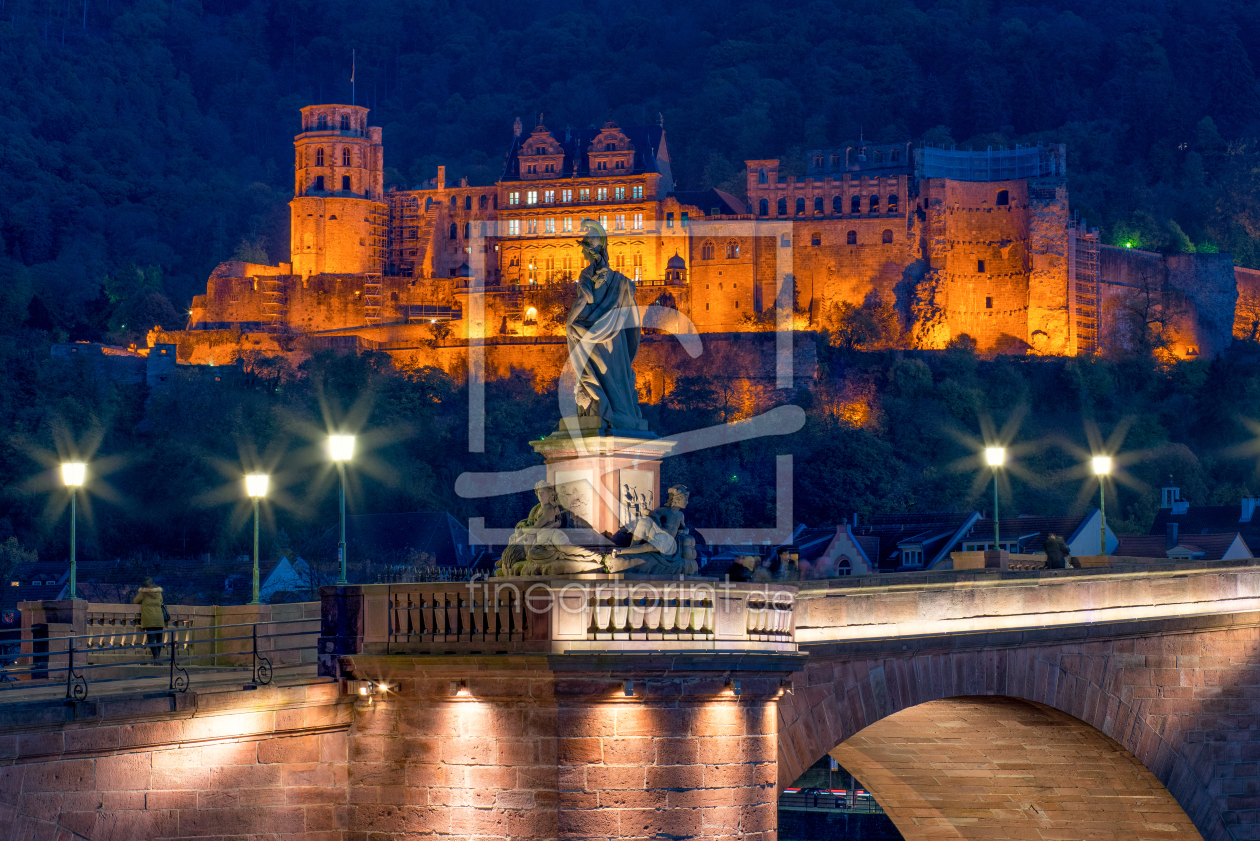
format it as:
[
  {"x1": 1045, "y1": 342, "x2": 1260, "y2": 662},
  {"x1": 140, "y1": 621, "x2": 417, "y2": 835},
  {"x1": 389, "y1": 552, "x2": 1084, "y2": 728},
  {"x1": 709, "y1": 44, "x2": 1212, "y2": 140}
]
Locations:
[
  {"x1": 329, "y1": 434, "x2": 355, "y2": 462},
  {"x1": 1092, "y1": 455, "x2": 1112, "y2": 476},
  {"x1": 61, "y1": 462, "x2": 86, "y2": 487},
  {"x1": 245, "y1": 473, "x2": 269, "y2": 498},
  {"x1": 984, "y1": 447, "x2": 1005, "y2": 467}
]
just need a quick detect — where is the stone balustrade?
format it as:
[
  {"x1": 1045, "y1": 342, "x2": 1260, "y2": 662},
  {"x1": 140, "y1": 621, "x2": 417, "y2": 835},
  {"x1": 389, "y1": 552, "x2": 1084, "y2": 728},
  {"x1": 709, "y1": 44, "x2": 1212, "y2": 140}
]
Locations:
[{"x1": 321, "y1": 579, "x2": 797, "y2": 665}]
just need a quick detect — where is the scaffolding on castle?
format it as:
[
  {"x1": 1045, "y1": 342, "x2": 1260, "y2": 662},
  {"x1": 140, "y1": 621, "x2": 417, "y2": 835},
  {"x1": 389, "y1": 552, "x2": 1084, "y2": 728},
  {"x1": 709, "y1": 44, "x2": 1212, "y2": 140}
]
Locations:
[
  {"x1": 921, "y1": 144, "x2": 1056, "y2": 181},
  {"x1": 1070, "y1": 216, "x2": 1101, "y2": 355}
]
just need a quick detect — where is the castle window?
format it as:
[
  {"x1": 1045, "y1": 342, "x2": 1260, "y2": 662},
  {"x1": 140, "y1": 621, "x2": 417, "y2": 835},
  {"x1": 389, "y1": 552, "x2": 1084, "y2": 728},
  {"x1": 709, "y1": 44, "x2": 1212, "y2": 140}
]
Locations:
[
  {"x1": 847, "y1": 230, "x2": 857, "y2": 245},
  {"x1": 406, "y1": 228, "x2": 417, "y2": 239},
  {"x1": 811, "y1": 232, "x2": 821, "y2": 247},
  {"x1": 329, "y1": 215, "x2": 338, "y2": 220},
  {"x1": 633, "y1": 253, "x2": 642, "y2": 281},
  {"x1": 632, "y1": 185, "x2": 643, "y2": 199},
  {"x1": 579, "y1": 188, "x2": 591, "y2": 201},
  {"x1": 882, "y1": 229, "x2": 893, "y2": 244},
  {"x1": 526, "y1": 164, "x2": 536, "y2": 174},
  {"x1": 615, "y1": 160, "x2": 625, "y2": 169},
  {"x1": 596, "y1": 187, "x2": 608, "y2": 201},
  {"x1": 780, "y1": 234, "x2": 790, "y2": 247},
  {"x1": 527, "y1": 219, "x2": 537, "y2": 234},
  {"x1": 562, "y1": 189, "x2": 573, "y2": 202},
  {"x1": 986, "y1": 296, "x2": 993, "y2": 309},
  {"x1": 545, "y1": 218, "x2": 555, "y2": 233},
  {"x1": 869, "y1": 195, "x2": 880, "y2": 212},
  {"x1": 758, "y1": 168, "x2": 767, "y2": 184},
  {"x1": 451, "y1": 196, "x2": 457, "y2": 209},
  {"x1": 605, "y1": 143, "x2": 615, "y2": 151},
  {"x1": 874, "y1": 151, "x2": 883, "y2": 163},
  {"x1": 681, "y1": 212, "x2": 689, "y2": 228},
  {"x1": 726, "y1": 241, "x2": 740, "y2": 259},
  {"x1": 666, "y1": 212, "x2": 675, "y2": 228},
  {"x1": 796, "y1": 198, "x2": 805, "y2": 216},
  {"x1": 342, "y1": 175, "x2": 351, "y2": 191},
  {"x1": 314, "y1": 175, "x2": 325, "y2": 191},
  {"x1": 526, "y1": 191, "x2": 538, "y2": 205},
  {"x1": 777, "y1": 198, "x2": 787, "y2": 216},
  {"x1": 888, "y1": 194, "x2": 898, "y2": 213},
  {"x1": 466, "y1": 195, "x2": 473, "y2": 210},
  {"x1": 597, "y1": 161, "x2": 608, "y2": 171},
  {"x1": 614, "y1": 186, "x2": 626, "y2": 200},
  {"x1": 632, "y1": 212, "x2": 643, "y2": 229},
  {"x1": 996, "y1": 189, "x2": 1009, "y2": 206},
  {"x1": 701, "y1": 241, "x2": 715, "y2": 260},
  {"x1": 342, "y1": 147, "x2": 351, "y2": 166},
  {"x1": 544, "y1": 164, "x2": 554, "y2": 173},
  {"x1": 317, "y1": 115, "x2": 328, "y2": 130},
  {"x1": 832, "y1": 195, "x2": 842, "y2": 213},
  {"x1": 851, "y1": 195, "x2": 861, "y2": 213},
  {"x1": 449, "y1": 223, "x2": 458, "y2": 240},
  {"x1": 508, "y1": 220, "x2": 520, "y2": 235},
  {"x1": 481, "y1": 222, "x2": 488, "y2": 236},
  {"x1": 813, "y1": 156, "x2": 823, "y2": 168},
  {"x1": 614, "y1": 214, "x2": 625, "y2": 231},
  {"x1": 734, "y1": 300, "x2": 739, "y2": 309},
  {"x1": 978, "y1": 260, "x2": 986, "y2": 272},
  {"x1": 464, "y1": 222, "x2": 471, "y2": 238},
  {"x1": 426, "y1": 197, "x2": 433, "y2": 210},
  {"x1": 544, "y1": 190, "x2": 555, "y2": 204},
  {"x1": 340, "y1": 114, "x2": 350, "y2": 131},
  {"x1": 759, "y1": 199, "x2": 769, "y2": 216},
  {"x1": 508, "y1": 192, "x2": 520, "y2": 205},
  {"x1": 831, "y1": 154, "x2": 841, "y2": 167},
  {"x1": 891, "y1": 150, "x2": 900, "y2": 162},
  {"x1": 480, "y1": 194, "x2": 488, "y2": 209},
  {"x1": 315, "y1": 148, "x2": 324, "y2": 167},
  {"x1": 814, "y1": 197, "x2": 823, "y2": 215}
]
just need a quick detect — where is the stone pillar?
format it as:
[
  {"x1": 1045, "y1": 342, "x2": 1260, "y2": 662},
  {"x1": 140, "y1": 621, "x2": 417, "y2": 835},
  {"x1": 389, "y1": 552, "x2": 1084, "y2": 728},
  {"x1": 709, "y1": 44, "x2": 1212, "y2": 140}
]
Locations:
[{"x1": 339, "y1": 653, "x2": 795, "y2": 841}]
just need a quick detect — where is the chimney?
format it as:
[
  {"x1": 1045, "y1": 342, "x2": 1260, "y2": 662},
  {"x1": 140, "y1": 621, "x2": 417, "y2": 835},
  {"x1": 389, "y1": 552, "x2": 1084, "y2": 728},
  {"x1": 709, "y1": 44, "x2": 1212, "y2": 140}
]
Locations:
[
  {"x1": 1243, "y1": 497, "x2": 1258, "y2": 523},
  {"x1": 436, "y1": 166, "x2": 446, "y2": 192},
  {"x1": 1166, "y1": 522, "x2": 1179, "y2": 550}
]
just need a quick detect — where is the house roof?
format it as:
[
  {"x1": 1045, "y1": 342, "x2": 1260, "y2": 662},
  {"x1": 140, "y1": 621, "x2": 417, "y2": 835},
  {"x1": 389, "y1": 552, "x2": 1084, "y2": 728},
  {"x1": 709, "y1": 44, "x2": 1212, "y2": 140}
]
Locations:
[
  {"x1": 1152, "y1": 505, "x2": 1260, "y2": 543},
  {"x1": 501, "y1": 123, "x2": 668, "y2": 182},
  {"x1": 1115, "y1": 532, "x2": 1251, "y2": 560},
  {"x1": 671, "y1": 188, "x2": 748, "y2": 216},
  {"x1": 961, "y1": 514, "x2": 1094, "y2": 553},
  {"x1": 850, "y1": 512, "x2": 979, "y2": 570}
]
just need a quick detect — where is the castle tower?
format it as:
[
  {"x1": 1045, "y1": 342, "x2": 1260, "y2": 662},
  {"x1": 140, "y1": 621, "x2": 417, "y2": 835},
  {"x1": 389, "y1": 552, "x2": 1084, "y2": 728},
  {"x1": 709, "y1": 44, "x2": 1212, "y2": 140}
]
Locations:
[{"x1": 290, "y1": 104, "x2": 387, "y2": 276}]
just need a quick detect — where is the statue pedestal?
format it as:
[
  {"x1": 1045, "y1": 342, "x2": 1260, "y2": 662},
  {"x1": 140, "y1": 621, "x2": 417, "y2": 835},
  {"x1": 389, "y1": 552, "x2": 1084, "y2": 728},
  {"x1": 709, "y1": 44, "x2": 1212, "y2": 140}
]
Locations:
[{"x1": 531, "y1": 420, "x2": 676, "y2": 541}]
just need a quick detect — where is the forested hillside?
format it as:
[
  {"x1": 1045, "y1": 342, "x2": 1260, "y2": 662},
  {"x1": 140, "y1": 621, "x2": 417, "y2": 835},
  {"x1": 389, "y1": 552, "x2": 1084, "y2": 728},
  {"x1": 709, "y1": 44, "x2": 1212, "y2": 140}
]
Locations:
[{"x1": 2, "y1": 0, "x2": 1260, "y2": 590}]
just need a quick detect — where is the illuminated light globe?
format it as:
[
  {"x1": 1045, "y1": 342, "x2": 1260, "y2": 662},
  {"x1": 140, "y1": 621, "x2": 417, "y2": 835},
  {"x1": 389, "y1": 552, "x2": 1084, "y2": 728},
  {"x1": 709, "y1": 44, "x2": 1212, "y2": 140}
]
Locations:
[
  {"x1": 61, "y1": 462, "x2": 86, "y2": 487},
  {"x1": 329, "y1": 434, "x2": 355, "y2": 462},
  {"x1": 984, "y1": 447, "x2": 1005, "y2": 467},
  {"x1": 1092, "y1": 455, "x2": 1112, "y2": 476},
  {"x1": 245, "y1": 473, "x2": 269, "y2": 498}
]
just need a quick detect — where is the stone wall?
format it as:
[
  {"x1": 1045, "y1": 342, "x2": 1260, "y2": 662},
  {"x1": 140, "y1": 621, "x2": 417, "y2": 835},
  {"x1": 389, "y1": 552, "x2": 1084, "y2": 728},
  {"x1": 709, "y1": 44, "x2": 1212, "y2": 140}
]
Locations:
[{"x1": 1233, "y1": 266, "x2": 1260, "y2": 340}]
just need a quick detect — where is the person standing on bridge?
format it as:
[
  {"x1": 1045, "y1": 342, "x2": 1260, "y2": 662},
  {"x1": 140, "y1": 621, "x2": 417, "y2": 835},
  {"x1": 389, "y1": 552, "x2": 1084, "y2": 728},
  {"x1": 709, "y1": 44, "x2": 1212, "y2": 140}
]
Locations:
[{"x1": 134, "y1": 577, "x2": 166, "y2": 659}]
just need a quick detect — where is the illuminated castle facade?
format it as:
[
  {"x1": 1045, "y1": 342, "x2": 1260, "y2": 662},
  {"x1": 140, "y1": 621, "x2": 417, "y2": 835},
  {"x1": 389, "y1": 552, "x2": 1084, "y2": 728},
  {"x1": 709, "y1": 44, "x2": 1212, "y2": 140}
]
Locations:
[{"x1": 179, "y1": 104, "x2": 1247, "y2": 363}]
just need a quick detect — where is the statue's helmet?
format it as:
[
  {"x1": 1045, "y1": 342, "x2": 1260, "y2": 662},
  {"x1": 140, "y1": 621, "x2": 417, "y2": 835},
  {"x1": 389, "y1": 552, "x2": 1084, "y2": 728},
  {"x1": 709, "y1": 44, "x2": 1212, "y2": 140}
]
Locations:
[{"x1": 578, "y1": 218, "x2": 608, "y2": 256}]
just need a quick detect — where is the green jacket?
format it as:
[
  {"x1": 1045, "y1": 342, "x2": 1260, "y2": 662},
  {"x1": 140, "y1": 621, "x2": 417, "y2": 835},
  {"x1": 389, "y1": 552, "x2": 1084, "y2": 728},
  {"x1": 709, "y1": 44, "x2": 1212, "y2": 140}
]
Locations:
[{"x1": 133, "y1": 586, "x2": 165, "y2": 628}]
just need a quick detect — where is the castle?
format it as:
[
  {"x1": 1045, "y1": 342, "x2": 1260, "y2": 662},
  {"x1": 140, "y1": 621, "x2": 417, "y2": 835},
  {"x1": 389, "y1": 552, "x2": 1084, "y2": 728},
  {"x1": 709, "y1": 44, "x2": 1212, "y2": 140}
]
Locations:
[{"x1": 162, "y1": 103, "x2": 1258, "y2": 378}]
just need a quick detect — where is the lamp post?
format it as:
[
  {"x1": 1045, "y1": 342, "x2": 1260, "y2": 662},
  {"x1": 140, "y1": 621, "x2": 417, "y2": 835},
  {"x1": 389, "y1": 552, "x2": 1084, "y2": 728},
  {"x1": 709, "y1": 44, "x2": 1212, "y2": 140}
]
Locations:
[
  {"x1": 61, "y1": 462, "x2": 86, "y2": 600},
  {"x1": 1092, "y1": 455, "x2": 1112, "y2": 556},
  {"x1": 245, "y1": 473, "x2": 269, "y2": 605},
  {"x1": 984, "y1": 447, "x2": 1005, "y2": 552},
  {"x1": 329, "y1": 435, "x2": 355, "y2": 585}
]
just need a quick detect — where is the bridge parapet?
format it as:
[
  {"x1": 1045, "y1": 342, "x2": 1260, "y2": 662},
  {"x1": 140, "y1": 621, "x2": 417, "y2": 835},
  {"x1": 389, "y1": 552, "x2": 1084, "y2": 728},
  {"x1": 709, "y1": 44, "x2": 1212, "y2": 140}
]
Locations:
[
  {"x1": 318, "y1": 579, "x2": 796, "y2": 673},
  {"x1": 794, "y1": 558, "x2": 1260, "y2": 645}
]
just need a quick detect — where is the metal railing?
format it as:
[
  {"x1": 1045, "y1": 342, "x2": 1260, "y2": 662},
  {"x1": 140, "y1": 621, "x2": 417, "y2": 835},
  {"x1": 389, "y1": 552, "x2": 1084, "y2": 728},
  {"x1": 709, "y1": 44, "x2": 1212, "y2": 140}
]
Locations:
[
  {"x1": 778, "y1": 789, "x2": 886, "y2": 815},
  {"x1": 0, "y1": 617, "x2": 318, "y2": 701}
]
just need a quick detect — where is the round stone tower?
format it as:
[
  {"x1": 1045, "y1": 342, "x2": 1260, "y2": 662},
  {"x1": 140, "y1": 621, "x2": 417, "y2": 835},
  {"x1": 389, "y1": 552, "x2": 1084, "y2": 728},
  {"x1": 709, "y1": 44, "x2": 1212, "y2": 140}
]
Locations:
[{"x1": 290, "y1": 104, "x2": 387, "y2": 277}]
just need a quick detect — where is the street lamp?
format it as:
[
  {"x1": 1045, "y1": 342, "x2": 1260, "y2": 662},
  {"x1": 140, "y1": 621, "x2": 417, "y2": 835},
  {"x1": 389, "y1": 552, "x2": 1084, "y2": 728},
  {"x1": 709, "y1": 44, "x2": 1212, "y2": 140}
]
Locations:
[
  {"x1": 329, "y1": 434, "x2": 355, "y2": 585},
  {"x1": 984, "y1": 447, "x2": 1005, "y2": 553},
  {"x1": 1092, "y1": 455, "x2": 1112, "y2": 556},
  {"x1": 245, "y1": 473, "x2": 269, "y2": 605},
  {"x1": 61, "y1": 462, "x2": 86, "y2": 600}
]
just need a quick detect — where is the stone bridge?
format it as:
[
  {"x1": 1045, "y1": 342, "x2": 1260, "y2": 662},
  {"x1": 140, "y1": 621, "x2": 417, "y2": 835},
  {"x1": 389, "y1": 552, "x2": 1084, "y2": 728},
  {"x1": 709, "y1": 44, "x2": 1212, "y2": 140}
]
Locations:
[{"x1": 2, "y1": 560, "x2": 1259, "y2": 840}]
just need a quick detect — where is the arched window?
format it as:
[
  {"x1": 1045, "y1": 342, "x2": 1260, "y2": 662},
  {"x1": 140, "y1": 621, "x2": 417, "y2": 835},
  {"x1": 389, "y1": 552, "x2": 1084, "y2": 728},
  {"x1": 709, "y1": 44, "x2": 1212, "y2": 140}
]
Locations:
[
  {"x1": 777, "y1": 198, "x2": 787, "y2": 216},
  {"x1": 342, "y1": 147, "x2": 351, "y2": 166},
  {"x1": 810, "y1": 232, "x2": 821, "y2": 247},
  {"x1": 315, "y1": 147, "x2": 324, "y2": 167},
  {"x1": 795, "y1": 198, "x2": 805, "y2": 216},
  {"x1": 341, "y1": 175, "x2": 350, "y2": 191},
  {"x1": 851, "y1": 195, "x2": 861, "y2": 213},
  {"x1": 996, "y1": 189, "x2": 1009, "y2": 206},
  {"x1": 465, "y1": 195, "x2": 472, "y2": 210},
  {"x1": 759, "y1": 198, "x2": 769, "y2": 216},
  {"x1": 847, "y1": 230, "x2": 857, "y2": 245},
  {"x1": 726, "y1": 240, "x2": 740, "y2": 259},
  {"x1": 701, "y1": 241, "x2": 715, "y2": 260},
  {"x1": 874, "y1": 151, "x2": 883, "y2": 163},
  {"x1": 833, "y1": 195, "x2": 843, "y2": 213},
  {"x1": 450, "y1": 196, "x2": 457, "y2": 209},
  {"x1": 869, "y1": 195, "x2": 880, "y2": 212},
  {"x1": 882, "y1": 229, "x2": 893, "y2": 244},
  {"x1": 758, "y1": 168, "x2": 767, "y2": 184},
  {"x1": 480, "y1": 194, "x2": 488, "y2": 209},
  {"x1": 314, "y1": 175, "x2": 324, "y2": 191},
  {"x1": 340, "y1": 114, "x2": 350, "y2": 131},
  {"x1": 464, "y1": 222, "x2": 471, "y2": 238},
  {"x1": 888, "y1": 194, "x2": 898, "y2": 213},
  {"x1": 814, "y1": 197, "x2": 823, "y2": 214},
  {"x1": 837, "y1": 556, "x2": 852, "y2": 576},
  {"x1": 425, "y1": 197, "x2": 432, "y2": 210},
  {"x1": 449, "y1": 223, "x2": 458, "y2": 240},
  {"x1": 317, "y1": 115, "x2": 328, "y2": 130}
]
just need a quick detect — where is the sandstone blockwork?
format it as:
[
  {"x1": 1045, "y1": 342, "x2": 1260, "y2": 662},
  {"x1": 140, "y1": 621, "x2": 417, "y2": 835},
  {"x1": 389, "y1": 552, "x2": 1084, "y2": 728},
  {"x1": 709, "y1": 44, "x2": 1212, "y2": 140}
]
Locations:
[{"x1": 777, "y1": 622, "x2": 1260, "y2": 841}]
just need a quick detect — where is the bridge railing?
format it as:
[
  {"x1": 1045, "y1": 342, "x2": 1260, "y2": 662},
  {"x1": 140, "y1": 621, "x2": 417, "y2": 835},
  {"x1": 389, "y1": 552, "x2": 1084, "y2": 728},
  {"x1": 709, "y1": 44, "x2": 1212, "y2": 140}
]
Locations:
[{"x1": 318, "y1": 579, "x2": 797, "y2": 667}]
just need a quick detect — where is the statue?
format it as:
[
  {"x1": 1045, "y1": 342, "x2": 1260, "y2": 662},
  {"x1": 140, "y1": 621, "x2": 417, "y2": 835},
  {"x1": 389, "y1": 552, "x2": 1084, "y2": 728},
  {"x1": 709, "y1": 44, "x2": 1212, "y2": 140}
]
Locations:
[
  {"x1": 565, "y1": 219, "x2": 644, "y2": 431},
  {"x1": 496, "y1": 480, "x2": 606, "y2": 577},
  {"x1": 609, "y1": 485, "x2": 698, "y2": 575}
]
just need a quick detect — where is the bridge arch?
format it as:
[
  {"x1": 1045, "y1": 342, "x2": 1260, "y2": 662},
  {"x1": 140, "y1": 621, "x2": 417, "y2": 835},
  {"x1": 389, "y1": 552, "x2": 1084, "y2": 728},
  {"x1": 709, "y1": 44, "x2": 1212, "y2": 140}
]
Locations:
[{"x1": 776, "y1": 637, "x2": 1239, "y2": 840}]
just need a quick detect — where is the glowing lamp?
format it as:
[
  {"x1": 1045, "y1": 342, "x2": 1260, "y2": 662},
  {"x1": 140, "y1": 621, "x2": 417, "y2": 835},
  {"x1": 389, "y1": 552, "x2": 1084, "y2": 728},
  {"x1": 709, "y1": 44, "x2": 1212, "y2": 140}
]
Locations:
[
  {"x1": 328, "y1": 434, "x2": 355, "y2": 462},
  {"x1": 245, "y1": 473, "x2": 269, "y2": 498},
  {"x1": 1092, "y1": 455, "x2": 1112, "y2": 476},
  {"x1": 984, "y1": 447, "x2": 1005, "y2": 467},
  {"x1": 61, "y1": 462, "x2": 86, "y2": 487}
]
